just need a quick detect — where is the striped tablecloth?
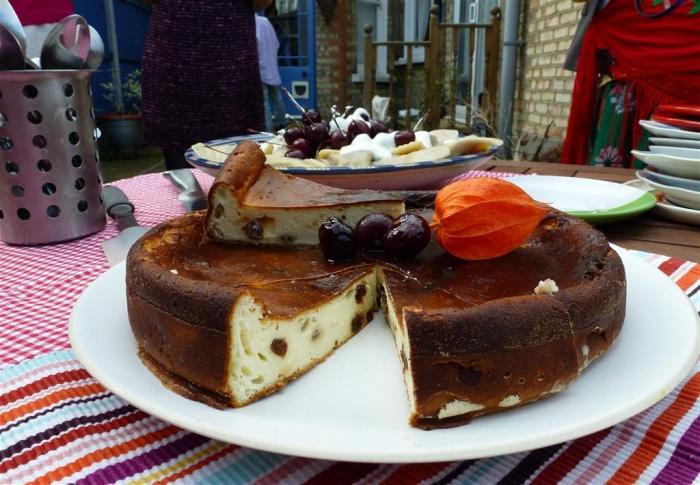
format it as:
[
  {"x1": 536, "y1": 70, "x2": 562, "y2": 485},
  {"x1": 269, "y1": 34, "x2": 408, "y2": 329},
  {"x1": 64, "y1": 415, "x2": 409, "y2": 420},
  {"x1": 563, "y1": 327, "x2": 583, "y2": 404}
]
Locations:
[{"x1": 1, "y1": 171, "x2": 698, "y2": 484}]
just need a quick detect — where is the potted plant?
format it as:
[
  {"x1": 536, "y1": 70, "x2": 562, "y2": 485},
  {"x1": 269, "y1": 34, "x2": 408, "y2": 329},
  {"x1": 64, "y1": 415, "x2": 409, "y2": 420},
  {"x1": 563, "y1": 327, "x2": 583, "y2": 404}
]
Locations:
[{"x1": 98, "y1": 69, "x2": 143, "y2": 156}]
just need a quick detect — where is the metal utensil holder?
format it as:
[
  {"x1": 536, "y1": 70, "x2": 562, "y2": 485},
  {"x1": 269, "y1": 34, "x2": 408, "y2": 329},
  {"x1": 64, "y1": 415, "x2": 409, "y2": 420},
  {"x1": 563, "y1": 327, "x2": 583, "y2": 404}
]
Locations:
[{"x1": 0, "y1": 70, "x2": 105, "y2": 245}]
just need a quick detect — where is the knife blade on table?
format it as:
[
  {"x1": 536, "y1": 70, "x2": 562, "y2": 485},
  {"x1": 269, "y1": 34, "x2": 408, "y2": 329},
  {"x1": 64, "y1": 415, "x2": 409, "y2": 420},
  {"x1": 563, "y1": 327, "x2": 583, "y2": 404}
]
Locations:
[
  {"x1": 101, "y1": 186, "x2": 150, "y2": 266},
  {"x1": 163, "y1": 169, "x2": 208, "y2": 211}
]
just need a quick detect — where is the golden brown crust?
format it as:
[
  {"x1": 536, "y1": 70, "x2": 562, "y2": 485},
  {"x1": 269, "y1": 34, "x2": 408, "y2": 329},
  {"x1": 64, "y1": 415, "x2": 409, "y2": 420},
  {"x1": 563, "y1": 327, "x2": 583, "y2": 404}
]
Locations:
[{"x1": 127, "y1": 209, "x2": 626, "y2": 428}]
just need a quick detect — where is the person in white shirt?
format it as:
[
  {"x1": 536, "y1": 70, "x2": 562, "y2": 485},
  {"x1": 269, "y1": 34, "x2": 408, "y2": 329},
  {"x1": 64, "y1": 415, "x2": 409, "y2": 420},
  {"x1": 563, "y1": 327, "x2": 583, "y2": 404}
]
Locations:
[{"x1": 255, "y1": 12, "x2": 286, "y2": 132}]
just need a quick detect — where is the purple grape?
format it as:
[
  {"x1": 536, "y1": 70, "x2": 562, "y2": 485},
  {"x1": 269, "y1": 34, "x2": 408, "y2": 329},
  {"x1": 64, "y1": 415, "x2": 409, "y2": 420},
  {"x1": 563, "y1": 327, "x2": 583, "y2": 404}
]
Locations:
[
  {"x1": 305, "y1": 122, "x2": 329, "y2": 145},
  {"x1": 348, "y1": 120, "x2": 371, "y2": 139},
  {"x1": 303, "y1": 109, "x2": 323, "y2": 125},
  {"x1": 384, "y1": 214, "x2": 431, "y2": 259},
  {"x1": 355, "y1": 213, "x2": 394, "y2": 251},
  {"x1": 329, "y1": 130, "x2": 350, "y2": 149},
  {"x1": 318, "y1": 217, "x2": 357, "y2": 262},
  {"x1": 291, "y1": 138, "x2": 311, "y2": 157},
  {"x1": 369, "y1": 120, "x2": 388, "y2": 138},
  {"x1": 394, "y1": 130, "x2": 416, "y2": 147},
  {"x1": 286, "y1": 149, "x2": 307, "y2": 159},
  {"x1": 283, "y1": 127, "x2": 304, "y2": 146}
]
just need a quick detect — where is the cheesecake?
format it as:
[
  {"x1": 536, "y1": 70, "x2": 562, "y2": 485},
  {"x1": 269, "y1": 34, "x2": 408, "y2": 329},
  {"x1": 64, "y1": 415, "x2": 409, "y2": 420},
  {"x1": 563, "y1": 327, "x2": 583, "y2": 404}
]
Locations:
[
  {"x1": 205, "y1": 141, "x2": 405, "y2": 246},
  {"x1": 127, "y1": 209, "x2": 625, "y2": 428}
]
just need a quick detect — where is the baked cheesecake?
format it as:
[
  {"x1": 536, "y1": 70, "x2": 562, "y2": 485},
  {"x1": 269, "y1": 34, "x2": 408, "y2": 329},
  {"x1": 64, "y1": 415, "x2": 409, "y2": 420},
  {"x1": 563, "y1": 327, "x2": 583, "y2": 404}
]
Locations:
[
  {"x1": 205, "y1": 141, "x2": 405, "y2": 246},
  {"x1": 127, "y1": 209, "x2": 625, "y2": 428}
]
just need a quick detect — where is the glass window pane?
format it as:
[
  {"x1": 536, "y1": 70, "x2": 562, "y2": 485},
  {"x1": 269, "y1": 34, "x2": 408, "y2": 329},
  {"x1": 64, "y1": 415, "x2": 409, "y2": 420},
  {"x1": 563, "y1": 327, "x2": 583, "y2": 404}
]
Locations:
[{"x1": 356, "y1": 1, "x2": 378, "y2": 65}]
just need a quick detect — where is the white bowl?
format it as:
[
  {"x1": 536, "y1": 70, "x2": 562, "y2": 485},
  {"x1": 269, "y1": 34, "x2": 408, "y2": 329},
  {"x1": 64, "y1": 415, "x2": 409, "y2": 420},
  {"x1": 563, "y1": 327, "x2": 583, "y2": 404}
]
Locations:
[
  {"x1": 631, "y1": 150, "x2": 700, "y2": 179},
  {"x1": 649, "y1": 145, "x2": 700, "y2": 160},
  {"x1": 185, "y1": 134, "x2": 501, "y2": 190},
  {"x1": 636, "y1": 170, "x2": 700, "y2": 210},
  {"x1": 649, "y1": 137, "x2": 700, "y2": 149},
  {"x1": 625, "y1": 179, "x2": 700, "y2": 226}
]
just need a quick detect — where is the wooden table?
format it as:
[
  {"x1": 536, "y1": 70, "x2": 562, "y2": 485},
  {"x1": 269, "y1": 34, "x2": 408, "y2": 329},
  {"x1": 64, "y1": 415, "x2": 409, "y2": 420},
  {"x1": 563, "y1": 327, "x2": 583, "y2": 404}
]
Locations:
[{"x1": 475, "y1": 160, "x2": 700, "y2": 262}]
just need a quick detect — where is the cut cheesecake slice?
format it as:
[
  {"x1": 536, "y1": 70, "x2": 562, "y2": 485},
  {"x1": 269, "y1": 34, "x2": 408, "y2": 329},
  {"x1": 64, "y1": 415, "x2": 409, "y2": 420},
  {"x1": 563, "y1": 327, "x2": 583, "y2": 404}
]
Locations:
[{"x1": 205, "y1": 141, "x2": 405, "y2": 246}]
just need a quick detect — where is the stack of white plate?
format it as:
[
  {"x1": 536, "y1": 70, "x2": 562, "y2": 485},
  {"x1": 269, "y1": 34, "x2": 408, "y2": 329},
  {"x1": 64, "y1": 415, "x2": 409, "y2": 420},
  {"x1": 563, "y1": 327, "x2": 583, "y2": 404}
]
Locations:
[{"x1": 629, "y1": 120, "x2": 700, "y2": 225}]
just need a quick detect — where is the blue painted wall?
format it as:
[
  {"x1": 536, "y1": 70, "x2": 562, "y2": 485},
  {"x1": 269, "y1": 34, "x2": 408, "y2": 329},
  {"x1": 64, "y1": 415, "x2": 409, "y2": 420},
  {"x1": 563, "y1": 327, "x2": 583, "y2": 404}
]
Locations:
[{"x1": 73, "y1": 0, "x2": 150, "y2": 113}]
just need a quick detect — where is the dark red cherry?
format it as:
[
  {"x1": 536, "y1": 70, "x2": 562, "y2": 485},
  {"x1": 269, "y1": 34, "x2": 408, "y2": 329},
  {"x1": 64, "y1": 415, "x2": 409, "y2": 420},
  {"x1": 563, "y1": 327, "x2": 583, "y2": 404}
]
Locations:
[
  {"x1": 286, "y1": 149, "x2": 306, "y2": 159},
  {"x1": 348, "y1": 120, "x2": 371, "y2": 139},
  {"x1": 305, "y1": 122, "x2": 329, "y2": 145},
  {"x1": 384, "y1": 214, "x2": 431, "y2": 258},
  {"x1": 369, "y1": 120, "x2": 388, "y2": 138},
  {"x1": 303, "y1": 109, "x2": 323, "y2": 125},
  {"x1": 355, "y1": 213, "x2": 394, "y2": 250},
  {"x1": 291, "y1": 138, "x2": 312, "y2": 157},
  {"x1": 318, "y1": 217, "x2": 357, "y2": 262},
  {"x1": 394, "y1": 130, "x2": 416, "y2": 147},
  {"x1": 283, "y1": 126, "x2": 304, "y2": 146},
  {"x1": 329, "y1": 130, "x2": 350, "y2": 149}
]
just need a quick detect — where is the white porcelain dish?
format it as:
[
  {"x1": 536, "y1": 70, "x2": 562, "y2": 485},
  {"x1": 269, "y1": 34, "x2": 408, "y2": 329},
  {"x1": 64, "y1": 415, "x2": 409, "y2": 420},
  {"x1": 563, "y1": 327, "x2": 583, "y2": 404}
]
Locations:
[
  {"x1": 649, "y1": 137, "x2": 700, "y2": 149},
  {"x1": 631, "y1": 150, "x2": 700, "y2": 179},
  {"x1": 637, "y1": 169, "x2": 700, "y2": 192},
  {"x1": 185, "y1": 134, "x2": 499, "y2": 190},
  {"x1": 649, "y1": 145, "x2": 700, "y2": 160},
  {"x1": 640, "y1": 119, "x2": 700, "y2": 140},
  {"x1": 508, "y1": 175, "x2": 655, "y2": 224},
  {"x1": 636, "y1": 171, "x2": 700, "y2": 210},
  {"x1": 625, "y1": 179, "x2": 700, "y2": 226},
  {"x1": 69, "y1": 251, "x2": 700, "y2": 463}
]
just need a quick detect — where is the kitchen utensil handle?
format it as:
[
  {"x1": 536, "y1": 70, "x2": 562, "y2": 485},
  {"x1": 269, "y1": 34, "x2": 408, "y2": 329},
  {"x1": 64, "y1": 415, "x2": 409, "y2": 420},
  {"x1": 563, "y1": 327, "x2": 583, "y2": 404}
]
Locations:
[
  {"x1": 103, "y1": 185, "x2": 138, "y2": 231},
  {"x1": 164, "y1": 169, "x2": 200, "y2": 193}
]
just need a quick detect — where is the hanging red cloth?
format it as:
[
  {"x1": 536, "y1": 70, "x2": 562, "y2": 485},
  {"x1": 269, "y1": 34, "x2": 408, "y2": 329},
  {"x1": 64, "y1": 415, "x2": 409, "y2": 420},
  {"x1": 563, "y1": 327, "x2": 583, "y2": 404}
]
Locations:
[{"x1": 562, "y1": 0, "x2": 700, "y2": 165}]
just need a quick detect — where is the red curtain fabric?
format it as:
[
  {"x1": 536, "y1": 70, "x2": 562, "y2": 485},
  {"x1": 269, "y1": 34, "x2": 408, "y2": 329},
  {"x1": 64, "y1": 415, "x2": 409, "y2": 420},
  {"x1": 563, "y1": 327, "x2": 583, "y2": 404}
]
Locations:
[
  {"x1": 562, "y1": 0, "x2": 700, "y2": 165},
  {"x1": 10, "y1": 0, "x2": 74, "y2": 26}
]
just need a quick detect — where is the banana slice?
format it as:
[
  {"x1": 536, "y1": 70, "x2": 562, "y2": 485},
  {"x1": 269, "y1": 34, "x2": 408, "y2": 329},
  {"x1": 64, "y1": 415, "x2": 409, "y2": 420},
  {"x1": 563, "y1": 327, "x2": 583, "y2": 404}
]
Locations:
[{"x1": 391, "y1": 141, "x2": 425, "y2": 155}]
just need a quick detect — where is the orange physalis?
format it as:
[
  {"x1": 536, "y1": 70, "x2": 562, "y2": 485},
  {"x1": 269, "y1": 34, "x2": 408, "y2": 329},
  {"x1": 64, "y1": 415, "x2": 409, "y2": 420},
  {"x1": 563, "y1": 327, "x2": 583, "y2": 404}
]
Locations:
[{"x1": 431, "y1": 178, "x2": 550, "y2": 260}]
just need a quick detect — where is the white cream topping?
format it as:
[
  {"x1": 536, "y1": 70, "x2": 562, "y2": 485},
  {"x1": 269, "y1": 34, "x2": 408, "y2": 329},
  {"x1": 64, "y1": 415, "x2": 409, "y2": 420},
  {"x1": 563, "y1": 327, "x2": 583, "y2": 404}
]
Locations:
[
  {"x1": 534, "y1": 278, "x2": 559, "y2": 295},
  {"x1": 437, "y1": 399, "x2": 485, "y2": 419},
  {"x1": 498, "y1": 394, "x2": 521, "y2": 407}
]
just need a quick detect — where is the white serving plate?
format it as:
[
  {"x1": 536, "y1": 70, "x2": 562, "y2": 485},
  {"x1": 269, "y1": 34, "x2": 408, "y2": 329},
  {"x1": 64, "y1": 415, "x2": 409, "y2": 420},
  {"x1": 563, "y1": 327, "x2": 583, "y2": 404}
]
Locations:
[
  {"x1": 508, "y1": 175, "x2": 655, "y2": 224},
  {"x1": 69, "y1": 251, "x2": 700, "y2": 463},
  {"x1": 631, "y1": 150, "x2": 700, "y2": 179},
  {"x1": 636, "y1": 171, "x2": 700, "y2": 210},
  {"x1": 649, "y1": 137, "x2": 700, "y2": 149},
  {"x1": 649, "y1": 145, "x2": 700, "y2": 160},
  {"x1": 637, "y1": 169, "x2": 700, "y2": 192},
  {"x1": 625, "y1": 179, "x2": 700, "y2": 226},
  {"x1": 185, "y1": 134, "x2": 499, "y2": 190},
  {"x1": 640, "y1": 119, "x2": 700, "y2": 140}
]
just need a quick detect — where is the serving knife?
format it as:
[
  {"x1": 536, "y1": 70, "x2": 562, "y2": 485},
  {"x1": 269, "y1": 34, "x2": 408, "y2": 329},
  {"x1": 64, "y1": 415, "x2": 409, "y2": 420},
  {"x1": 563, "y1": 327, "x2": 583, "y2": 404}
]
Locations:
[
  {"x1": 101, "y1": 186, "x2": 149, "y2": 266},
  {"x1": 163, "y1": 169, "x2": 208, "y2": 211}
]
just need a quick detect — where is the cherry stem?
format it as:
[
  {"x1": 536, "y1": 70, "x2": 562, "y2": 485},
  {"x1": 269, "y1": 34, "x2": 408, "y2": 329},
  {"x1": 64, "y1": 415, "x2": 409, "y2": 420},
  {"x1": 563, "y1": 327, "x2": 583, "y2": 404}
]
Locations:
[
  {"x1": 280, "y1": 86, "x2": 307, "y2": 114},
  {"x1": 413, "y1": 110, "x2": 429, "y2": 131},
  {"x1": 329, "y1": 106, "x2": 343, "y2": 132}
]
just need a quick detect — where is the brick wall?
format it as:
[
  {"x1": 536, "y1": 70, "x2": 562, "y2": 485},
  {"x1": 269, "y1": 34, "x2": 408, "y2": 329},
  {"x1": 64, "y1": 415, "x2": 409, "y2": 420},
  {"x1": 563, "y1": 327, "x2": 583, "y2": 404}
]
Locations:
[
  {"x1": 513, "y1": 0, "x2": 583, "y2": 160},
  {"x1": 314, "y1": 2, "x2": 363, "y2": 119}
]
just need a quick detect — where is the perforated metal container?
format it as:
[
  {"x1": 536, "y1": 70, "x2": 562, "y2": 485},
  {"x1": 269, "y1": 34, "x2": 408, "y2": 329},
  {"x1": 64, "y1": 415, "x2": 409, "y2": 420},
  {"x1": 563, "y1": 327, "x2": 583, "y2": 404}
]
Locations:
[{"x1": 0, "y1": 70, "x2": 105, "y2": 245}]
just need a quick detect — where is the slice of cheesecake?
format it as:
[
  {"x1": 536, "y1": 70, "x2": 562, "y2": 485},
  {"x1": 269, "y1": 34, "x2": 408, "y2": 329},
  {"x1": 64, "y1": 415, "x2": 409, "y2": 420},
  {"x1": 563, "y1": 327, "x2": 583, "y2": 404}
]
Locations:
[{"x1": 205, "y1": 141, "x2": 405, "y2": 246}]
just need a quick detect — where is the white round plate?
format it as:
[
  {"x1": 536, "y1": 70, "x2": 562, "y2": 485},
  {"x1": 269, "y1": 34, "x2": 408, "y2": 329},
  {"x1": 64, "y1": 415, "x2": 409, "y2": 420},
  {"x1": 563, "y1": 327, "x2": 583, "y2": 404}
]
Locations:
[
  {"x1": 640, "y1": 119, "x2": 700, "y2": 140},
  {"x1": 637, "y1": 169, "x2": 700, "y2": 192},
  {"x1": 184, "y1": 134, "x2": 499, "y2": 190},
  {"x1": 636, "y1": 170, "x2": 700, "y2": 210},
  {"x1": 508, "y1": 175, "x2": 655, "y2": 224},
  {"x1": 631, "y1": 150, "x2": 700, "y2": 179},
  {"x1": 650, "y1": 137, "x2": 700, "y2": 149},
  {"x1": 69, "y1": 251, "x2": 699, "y2": 463},
  {"x1": 626, "y1": 179, "x2": 700, "y2": 226},
  {"x1": 649, "y1": 145, "x2": 700, "y2": 160}
]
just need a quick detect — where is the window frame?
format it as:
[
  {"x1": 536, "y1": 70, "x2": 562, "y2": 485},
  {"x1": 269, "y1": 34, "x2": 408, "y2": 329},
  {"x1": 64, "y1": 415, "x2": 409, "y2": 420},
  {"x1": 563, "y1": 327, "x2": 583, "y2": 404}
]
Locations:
[{"x1": 353, "y1": 0, "x2": 389, "y2": 82}]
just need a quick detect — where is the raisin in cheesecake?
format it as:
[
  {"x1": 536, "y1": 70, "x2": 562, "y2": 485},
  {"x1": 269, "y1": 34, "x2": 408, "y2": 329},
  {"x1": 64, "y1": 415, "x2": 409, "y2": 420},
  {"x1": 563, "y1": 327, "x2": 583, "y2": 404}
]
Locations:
[{"x1": 205, "y1": 141, "x2": 404, "y2": 246}]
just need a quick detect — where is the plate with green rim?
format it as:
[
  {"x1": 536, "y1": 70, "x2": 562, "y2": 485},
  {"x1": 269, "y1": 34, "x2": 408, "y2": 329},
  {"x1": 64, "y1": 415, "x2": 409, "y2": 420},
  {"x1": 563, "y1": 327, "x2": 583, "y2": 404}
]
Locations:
[{"x1": 508, "y1": 175, "x2": 657, "y2": 224}]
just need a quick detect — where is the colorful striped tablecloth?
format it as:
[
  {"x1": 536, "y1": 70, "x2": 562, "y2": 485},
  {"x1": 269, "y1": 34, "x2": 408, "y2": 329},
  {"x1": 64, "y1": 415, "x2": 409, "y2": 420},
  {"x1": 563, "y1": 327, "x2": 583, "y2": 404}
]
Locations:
[{"x1": 1, "y1": 171, "x2": 698, "y2": 484}]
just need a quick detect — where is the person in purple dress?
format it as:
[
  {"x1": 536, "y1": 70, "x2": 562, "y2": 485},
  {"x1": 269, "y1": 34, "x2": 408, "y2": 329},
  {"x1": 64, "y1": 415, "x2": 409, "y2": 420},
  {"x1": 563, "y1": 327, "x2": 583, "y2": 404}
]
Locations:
[{"x1": 142, "y1": 0, "x2": 272, "y2": 169}]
